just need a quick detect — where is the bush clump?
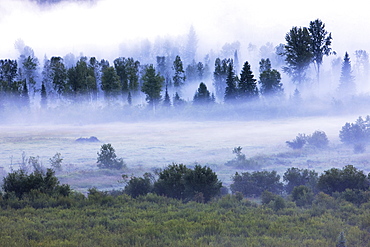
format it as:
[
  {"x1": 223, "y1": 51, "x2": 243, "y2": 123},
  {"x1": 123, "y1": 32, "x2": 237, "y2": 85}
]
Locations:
[{"x1": 97, "y1": 143, "x2": 126, "y2": 170}]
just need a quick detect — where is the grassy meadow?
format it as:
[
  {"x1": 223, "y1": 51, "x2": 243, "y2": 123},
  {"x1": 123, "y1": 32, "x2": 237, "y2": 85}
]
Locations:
[{"x1": 0, "y1": 113, "x2": 369, "y2": 192}]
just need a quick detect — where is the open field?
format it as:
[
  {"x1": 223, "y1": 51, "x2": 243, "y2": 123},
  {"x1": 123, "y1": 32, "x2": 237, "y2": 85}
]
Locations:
[{"x1": 0, "y1": 113, "x2": 369, "y2": 192}]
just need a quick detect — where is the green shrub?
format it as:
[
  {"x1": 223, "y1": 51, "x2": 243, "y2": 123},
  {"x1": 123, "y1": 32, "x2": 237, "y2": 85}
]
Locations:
[{"x1": 97, "y1": 143, "x2": 126, "y2": 170}]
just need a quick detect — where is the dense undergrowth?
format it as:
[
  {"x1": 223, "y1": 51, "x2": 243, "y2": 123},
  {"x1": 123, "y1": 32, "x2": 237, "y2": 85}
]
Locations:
[{"x1": 1, "y1": 190, "x2": 370, "y2": 246}]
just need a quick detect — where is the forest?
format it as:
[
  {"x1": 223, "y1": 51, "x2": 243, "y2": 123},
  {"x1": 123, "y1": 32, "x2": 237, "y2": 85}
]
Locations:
[
  {"x1": 1, "y1": 17, "x2": 370, "y2": 246},
  {"x1": 0, "y1": 19, "x2": 368, "y2": 124}
]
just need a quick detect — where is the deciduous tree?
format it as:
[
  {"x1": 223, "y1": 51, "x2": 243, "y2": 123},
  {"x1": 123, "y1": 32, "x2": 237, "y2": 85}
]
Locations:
[
  {"x1": 283, "y1": 26, "x2": 313, "y2": 84},
  {"x1": 141, "y1": 65, "x2": 164, "y2": 108}
]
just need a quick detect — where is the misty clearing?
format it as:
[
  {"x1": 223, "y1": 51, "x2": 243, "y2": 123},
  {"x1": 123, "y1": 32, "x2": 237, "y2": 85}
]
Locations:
[{"x1": 0, "y1": 114, "x2": 367, "y2": 191}]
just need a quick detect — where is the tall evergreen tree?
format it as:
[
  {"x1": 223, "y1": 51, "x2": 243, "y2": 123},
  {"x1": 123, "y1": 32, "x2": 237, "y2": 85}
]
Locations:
[
  {"x1": 284, "y1": 26, "x2": 313, "y2": 84},
  {"x1": 141, "y1": 65, "x2": 164, "y2": 108},
  {"x1": 172, "y1": 55, "x2": 185, "y2": 88},
  {"x1": 338, "y1": 52, "x2": 355, "y2": 96},
  {"x1": 238, "y1": 61, "x2": 258, "y2": 101},
  {"x1": 224, "y1": 61, "x2": 237, "y2": 103},
  {"x1": 309, "y1": 19, "x2": 333, "y2": 84}
]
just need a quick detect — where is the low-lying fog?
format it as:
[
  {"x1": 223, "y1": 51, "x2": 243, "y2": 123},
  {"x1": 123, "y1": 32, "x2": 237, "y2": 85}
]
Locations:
[{"x1": 0, "y1": 113, "x2": 368, "y2": 190}]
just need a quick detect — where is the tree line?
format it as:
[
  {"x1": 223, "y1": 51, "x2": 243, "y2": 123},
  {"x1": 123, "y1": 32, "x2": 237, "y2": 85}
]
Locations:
[{"x1": 0, "y1": 19, "x2": 364, "y2": 111}]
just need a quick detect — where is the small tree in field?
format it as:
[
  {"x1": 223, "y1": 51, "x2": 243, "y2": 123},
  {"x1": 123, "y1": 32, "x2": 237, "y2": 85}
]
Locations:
[{"x1": 97, "y1": 143, "x2": 125, "y2": 170}]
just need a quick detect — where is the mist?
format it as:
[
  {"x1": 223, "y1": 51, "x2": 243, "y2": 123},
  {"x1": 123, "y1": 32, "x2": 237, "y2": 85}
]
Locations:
[{"x1": 2, "y1": 0, "x2": 370, "y2": 194}]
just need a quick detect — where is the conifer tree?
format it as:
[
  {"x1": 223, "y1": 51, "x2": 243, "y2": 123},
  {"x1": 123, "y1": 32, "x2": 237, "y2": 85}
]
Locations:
[
  {"x1": 172, "y1": 55, "x2": 185, "y2": 88},
  {"x1": 238, "y1": 61, "x2": 258, "y2": 101},
  {"x1": 338, "y1": 52, "x2": 355, "y2": 96},
  {"x1": 224, "y1": 61, "x2": 237, "y2": 103}
]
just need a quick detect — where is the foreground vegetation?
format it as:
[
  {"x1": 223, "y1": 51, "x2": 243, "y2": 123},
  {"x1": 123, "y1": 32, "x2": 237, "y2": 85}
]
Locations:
[
  {"x1": 1, "y1": 191, "x2": 370, "y2": 246},
  {"x1": 1, "y1": 163, "x2": 370, "y2": 246}
]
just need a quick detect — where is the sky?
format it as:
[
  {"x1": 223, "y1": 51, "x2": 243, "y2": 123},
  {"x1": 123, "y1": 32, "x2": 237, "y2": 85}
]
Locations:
[{"x1": 0, "y1": 0, "x2": 369, "y2": 61}]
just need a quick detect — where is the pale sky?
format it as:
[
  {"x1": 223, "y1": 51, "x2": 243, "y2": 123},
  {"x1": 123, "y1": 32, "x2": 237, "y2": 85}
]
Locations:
[{"x1": 0, "y1": 0, "x2": 369, "y2": 60}]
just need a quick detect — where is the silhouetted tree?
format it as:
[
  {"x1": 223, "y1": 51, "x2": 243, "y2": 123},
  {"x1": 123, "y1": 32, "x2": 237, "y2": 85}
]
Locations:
[
  {"x1": 238, "y1": 61, "x2": 258, "y2": 101},
  {"x1": 193, "y1": 82, "x2": 213, "y2": 105},
  {"x1": 283, "y1": 26, "x2": 313, "y2": 84},
  {"x1": 259, "y1": 67, "x2": 283, "y2": 96},
  {"x1": 338, "y1": 52, "x2": 355, "y2": 96},
  {"x1": 309, "y1": 19, "x2": 333, "y2": 84},
  {"x1": 224, "y1": 61, "x2": 238, "y2": 103}
]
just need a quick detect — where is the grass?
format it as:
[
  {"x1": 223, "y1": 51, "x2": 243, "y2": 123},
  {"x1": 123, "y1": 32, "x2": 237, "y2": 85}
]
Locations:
[{"x1": 0, "y1": 115, "x2": 369, "y2": 191}]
